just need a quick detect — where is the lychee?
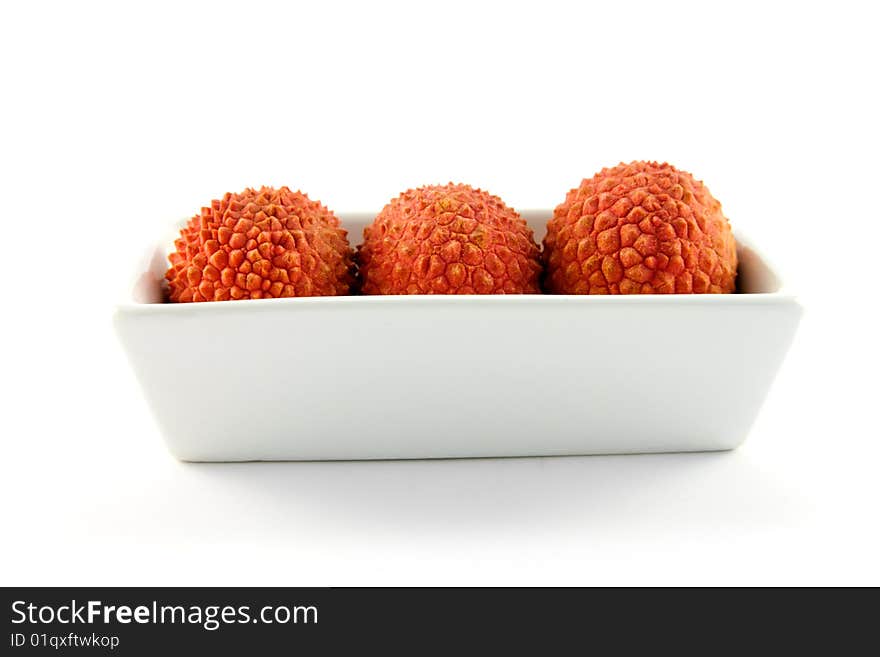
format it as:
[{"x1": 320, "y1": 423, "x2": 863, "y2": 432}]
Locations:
[
  {"x1": 543, "y1": 162, "x2": 737, "y2": 294},
  {"x1": 166, "y1": 186, "x2": 354, "y2": 302},
  {"x1": 358, "y1": 183, "x2": 542, "y2": 294}
]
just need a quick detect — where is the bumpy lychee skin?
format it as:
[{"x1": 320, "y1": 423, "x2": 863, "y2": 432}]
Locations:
[
  {"x1": 358, "y1": 183, "x2": 542, "y2": 294},
  {"x1": 543, "y1": 162, "x2": 737, "y2": 294},
  {"x1": 166, "y1": 186, "x2": 353, "y2": 302}
]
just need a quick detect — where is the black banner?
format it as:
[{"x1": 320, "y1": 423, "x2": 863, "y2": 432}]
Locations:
[{"x1": 1, "y1": 587, "x2": 872, "y2": 653}]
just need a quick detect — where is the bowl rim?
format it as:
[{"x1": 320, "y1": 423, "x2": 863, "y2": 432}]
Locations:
[{"x1": 116, "y1": 209, "x2": 798, "y2": 311}]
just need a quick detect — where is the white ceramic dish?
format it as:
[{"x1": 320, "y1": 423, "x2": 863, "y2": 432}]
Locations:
[{"x1": 114, "y1": 210, "x2": 802, "y2": 461}]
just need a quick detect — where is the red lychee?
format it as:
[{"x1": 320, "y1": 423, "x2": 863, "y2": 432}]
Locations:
[
  {"x1": 166, "y1": 186, "x2": 353, "y2": 302},
  {"x1": 543, "y1": 162, "x2": 737, "y2": 294},
  {"x1": 358, "y1": 183, "x2": 542, "y2": 294}
]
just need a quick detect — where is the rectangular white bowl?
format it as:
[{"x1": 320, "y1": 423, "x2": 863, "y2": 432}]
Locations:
[{"x1": 114, "y1": 210, "x2": 802, "y2": 461}]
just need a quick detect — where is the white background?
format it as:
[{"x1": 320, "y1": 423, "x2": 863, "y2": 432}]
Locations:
[{"x1": 1, "y1": 0, "x2": 878, "y2": 585}]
